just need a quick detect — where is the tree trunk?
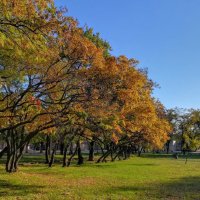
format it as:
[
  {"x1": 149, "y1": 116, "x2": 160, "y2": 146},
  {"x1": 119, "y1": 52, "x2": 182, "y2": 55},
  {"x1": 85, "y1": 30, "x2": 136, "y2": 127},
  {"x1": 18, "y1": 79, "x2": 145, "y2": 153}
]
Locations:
[
  {"x1": 67, "y1": 145, "x2": 78, "y2": 167},
  {"x1": 49, "y1": 143, "x2": 57, "y2": 167},
  {"x1": 110, "y1": 144, "x2": 115, "y2": 161},
  {"x1": 5, "y1": 130, "x2": 27, "y2": 173},
  {"x1": 62, "y1": 145, "x2": 68, "y2": 167},
  {"x1": 101, "y1": 144, "x2": 111, "y2": 162},
  {"x1": 113, "y1": 148, "x2": 123, "y2": 161},
  {"x1": 77, "y1": 140, "x2": 83, "y2": 165},
  {"x1": 138, "y1": 146, "x2": 143, "y2": 157},
  {"x1": 6, "y1": 130, "x2": 17, "y2": 172},
  {"x1": 123, "y1": 146, "x2": 128, "y2": 160},
  {"x1": 62, "y1": 135, "x2": 75, "y2": 167},
  {"x1": 88, "y1": 140, "x2": 94, "y2": 161},
  {"x1": 97, "y1": 150, "x2": 110, "y2": 163},
  {"x1": 45, "y1": 135, "x2": 50, "y2": 164},
  {"x1": 102, "y1": 151, "x2": 110, "y2": 162},
  {"x1": 14, "y1": 145, "x2": 25, "y2": 171},
  {"x1": 111, "y1": 146, "x2": 119, "y2": 161},
  {"x1": 60, "y1": 142, "x2": 64, "y2": 155},
  {"x1": 166, "y1": 140, "x2": 170, "y2": 154},
  {"x1": 62, "y1": 142, "x2": 71, "y2": 167}
]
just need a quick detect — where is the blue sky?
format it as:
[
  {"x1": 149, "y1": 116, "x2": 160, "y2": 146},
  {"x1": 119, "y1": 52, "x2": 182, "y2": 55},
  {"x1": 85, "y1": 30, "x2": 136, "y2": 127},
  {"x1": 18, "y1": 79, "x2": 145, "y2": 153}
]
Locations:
[{"x1": 55, "y1": 0, "x2": 200, "y2": 109}]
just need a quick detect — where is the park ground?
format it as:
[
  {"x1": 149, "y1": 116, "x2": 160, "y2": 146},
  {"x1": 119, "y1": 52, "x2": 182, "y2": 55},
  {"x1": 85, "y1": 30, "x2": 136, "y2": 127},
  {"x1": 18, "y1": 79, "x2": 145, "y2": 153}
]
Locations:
[{"x1": 0, "y1": 154, "x2": 200, "y2": 200}]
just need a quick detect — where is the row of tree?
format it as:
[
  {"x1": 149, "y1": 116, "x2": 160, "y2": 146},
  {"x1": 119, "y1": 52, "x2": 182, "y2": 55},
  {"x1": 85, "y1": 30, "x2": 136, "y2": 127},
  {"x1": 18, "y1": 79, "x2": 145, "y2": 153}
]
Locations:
[{"x1": 0, "y1": 0, "x2": 171, "y2": 172}]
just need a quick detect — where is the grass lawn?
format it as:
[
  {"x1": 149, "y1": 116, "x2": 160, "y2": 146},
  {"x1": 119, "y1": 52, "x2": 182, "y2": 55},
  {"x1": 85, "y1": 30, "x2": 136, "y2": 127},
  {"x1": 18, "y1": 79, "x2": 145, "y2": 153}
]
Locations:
[{"x1": 0, "y1": 154, "x2": 200, "y2": 200}]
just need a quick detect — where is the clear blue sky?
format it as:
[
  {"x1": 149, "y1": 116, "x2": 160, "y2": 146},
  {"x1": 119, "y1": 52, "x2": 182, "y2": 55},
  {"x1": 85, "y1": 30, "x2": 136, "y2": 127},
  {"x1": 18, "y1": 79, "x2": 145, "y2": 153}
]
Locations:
[{"x1": 55, "y1": 0, "x2": 200, "y2": 109}]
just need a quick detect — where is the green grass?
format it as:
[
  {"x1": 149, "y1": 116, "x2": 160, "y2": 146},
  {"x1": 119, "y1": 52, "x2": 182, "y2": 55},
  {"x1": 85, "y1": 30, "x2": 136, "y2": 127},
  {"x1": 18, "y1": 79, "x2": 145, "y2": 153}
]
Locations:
[{"x1": 0, "y1": 154, "x2": 200, "y2": 200}]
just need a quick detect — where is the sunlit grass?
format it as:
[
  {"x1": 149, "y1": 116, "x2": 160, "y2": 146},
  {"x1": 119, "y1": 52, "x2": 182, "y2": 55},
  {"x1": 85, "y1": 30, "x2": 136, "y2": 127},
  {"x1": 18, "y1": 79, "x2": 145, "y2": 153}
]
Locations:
[{"x1": 0, "y1": 154, "x2": 200, "y2": 199}]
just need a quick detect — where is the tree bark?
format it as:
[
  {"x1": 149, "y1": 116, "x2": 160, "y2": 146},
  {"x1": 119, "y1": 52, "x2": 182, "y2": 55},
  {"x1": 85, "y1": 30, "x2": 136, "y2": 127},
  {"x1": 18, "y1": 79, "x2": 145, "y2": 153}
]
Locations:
[{"x1": 60, "y1": 142, "x2": 64, "y2": 155}]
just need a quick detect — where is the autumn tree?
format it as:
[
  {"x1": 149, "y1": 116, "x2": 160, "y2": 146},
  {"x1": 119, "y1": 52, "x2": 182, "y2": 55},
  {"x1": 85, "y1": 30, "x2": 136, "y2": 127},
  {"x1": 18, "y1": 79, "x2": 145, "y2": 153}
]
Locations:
[{"x1": 0, "y1": 0, "x2": 105, "y2": 172}]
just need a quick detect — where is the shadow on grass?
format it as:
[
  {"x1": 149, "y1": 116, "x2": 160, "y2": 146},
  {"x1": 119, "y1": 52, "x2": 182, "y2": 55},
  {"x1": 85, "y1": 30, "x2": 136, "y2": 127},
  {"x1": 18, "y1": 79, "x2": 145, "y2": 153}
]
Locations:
[
  {"x1": 101, "y1": 176, "x2": 200, "y2": 199},
  {"x1": 141, "y1": 153, "x2": 200, "y2": 159},
  {"x1": 0, "y1": 155, "x2": 63, "y2": 165},
  {"x1": 0, "y1": 179, "x2": 44, "y2": 197},
  {"x1": 127, "y1": 163, "x2": 158, "y2": 167},
  {"x1": 0, "y1": 155, "x2": 45, "y2": 165},
  {"x1": 141, "y1": 153, "x2": 173, "y2": 159}
]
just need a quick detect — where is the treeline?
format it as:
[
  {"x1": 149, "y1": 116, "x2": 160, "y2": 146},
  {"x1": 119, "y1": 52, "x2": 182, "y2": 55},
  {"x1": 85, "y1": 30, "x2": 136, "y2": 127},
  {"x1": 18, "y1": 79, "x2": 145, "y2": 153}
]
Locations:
[
  {"x1": 0, "y1": 0, "x2": 171, "y2": 172},
  {"x1": 166, "y1": 108, "x2": 200, "y2": 154}
]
